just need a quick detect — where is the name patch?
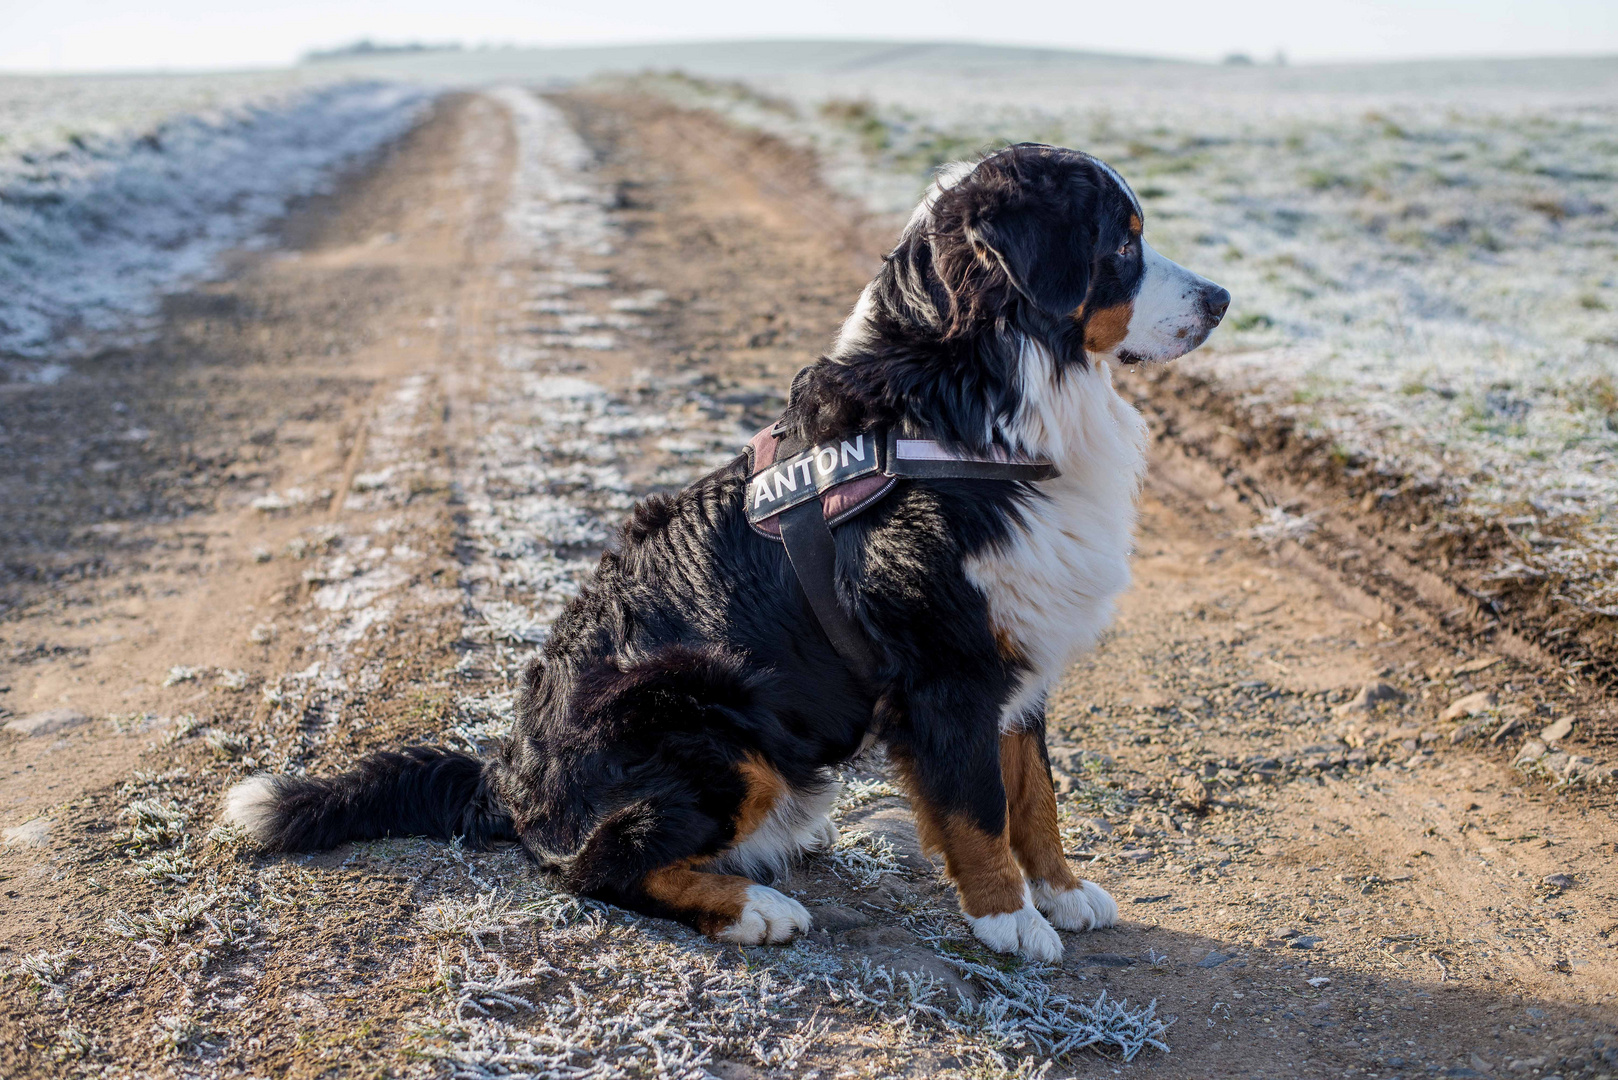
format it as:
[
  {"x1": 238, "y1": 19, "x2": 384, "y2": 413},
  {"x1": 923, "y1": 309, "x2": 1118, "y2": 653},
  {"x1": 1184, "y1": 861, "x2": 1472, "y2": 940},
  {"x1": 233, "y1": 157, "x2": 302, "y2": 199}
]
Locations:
[{"x1": 746, "y1": 432, "x2": 880, "y2": 523}]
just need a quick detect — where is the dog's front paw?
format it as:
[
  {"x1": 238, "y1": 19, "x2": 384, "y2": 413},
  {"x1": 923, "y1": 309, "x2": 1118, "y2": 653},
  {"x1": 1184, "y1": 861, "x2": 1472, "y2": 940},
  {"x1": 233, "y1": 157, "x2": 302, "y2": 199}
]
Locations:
[
  {"x1": 714, "y1": 885, "x2": 812, "y2": 945},
  {"x1": 966, "y1": 890, "x2": 1063, "y2": 962},
  {"x1": 1031, "y1": 879, "x2": 1118, "y2": 932}
]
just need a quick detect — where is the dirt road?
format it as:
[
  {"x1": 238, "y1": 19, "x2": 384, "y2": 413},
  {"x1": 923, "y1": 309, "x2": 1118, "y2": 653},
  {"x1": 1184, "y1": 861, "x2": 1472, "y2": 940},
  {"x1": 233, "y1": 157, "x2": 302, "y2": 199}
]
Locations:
[{"x1": 2, "y1": 88, "x2": 1615, "y2": 1079}]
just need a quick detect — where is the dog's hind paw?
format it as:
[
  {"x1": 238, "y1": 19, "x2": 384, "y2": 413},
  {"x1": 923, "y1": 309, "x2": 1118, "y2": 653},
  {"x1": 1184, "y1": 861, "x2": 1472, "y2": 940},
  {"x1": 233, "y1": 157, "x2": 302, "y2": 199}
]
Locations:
[
  {"x1": 1032, "y1": 879, "x2": 1118, "y2": 932},
  {"x1": 966, "y1": 889, "x2": 1063, "y2": 962},
  {"x1": 803, "y1": 814, "x2": 839, "y2": 852},
  {"x1": 714, "y1": 885, "x2": 812, "y2": 945}
]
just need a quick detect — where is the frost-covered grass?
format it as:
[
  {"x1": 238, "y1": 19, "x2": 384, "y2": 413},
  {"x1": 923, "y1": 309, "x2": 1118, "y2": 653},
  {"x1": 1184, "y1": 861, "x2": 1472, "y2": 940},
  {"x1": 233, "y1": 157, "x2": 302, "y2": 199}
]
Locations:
[
  {"x1": 16, "y1": 948, "x2": 78, "y2": 999},
  {"x1": 638, "y1": 60, "x2": 1618, "y2": 631},
  {"x1": 0, "y1": 74, "x2": 433, "y2": 365},
  {"x1": 118, "y1": 798, "x2": 188, "y2": 852},
  {"x1": 827, "y1": 828, "x2": 907, "y2": 888}
]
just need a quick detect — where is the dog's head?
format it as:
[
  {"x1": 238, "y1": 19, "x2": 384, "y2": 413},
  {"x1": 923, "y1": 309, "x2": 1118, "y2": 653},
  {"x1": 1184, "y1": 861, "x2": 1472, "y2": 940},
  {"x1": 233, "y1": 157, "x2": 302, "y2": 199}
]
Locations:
[{"x1": 919, "y1": 143, "x2": 1229, "y2": 365}]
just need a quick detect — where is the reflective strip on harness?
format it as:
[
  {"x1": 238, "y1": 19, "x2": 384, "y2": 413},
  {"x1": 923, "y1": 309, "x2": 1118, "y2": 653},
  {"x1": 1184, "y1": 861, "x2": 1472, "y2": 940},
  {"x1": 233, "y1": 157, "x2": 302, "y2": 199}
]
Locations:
[
  {"x1": 884, "y1": 431, "x2": 1061, "y2": 482},
  {"x1": 746, "y1": 432, "x2": 881, "y2": 525}
]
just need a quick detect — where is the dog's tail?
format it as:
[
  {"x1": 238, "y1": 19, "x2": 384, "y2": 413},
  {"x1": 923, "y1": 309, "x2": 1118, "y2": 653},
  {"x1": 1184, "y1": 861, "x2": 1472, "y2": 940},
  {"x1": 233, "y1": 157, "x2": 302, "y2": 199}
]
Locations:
[{"x1": 220, "y1": 747, "x2": 515, "y2": 853}]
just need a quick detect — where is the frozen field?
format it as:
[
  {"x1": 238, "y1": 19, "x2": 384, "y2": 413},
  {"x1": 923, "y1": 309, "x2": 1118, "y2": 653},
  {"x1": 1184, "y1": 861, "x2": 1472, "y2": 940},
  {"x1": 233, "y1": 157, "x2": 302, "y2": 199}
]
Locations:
[
  {"x1": 0, "y1": 72, "x2": 433, "y2": 368},
  {"x1": 4, "y1": 44, "x2": 1615, "y2": 625}
]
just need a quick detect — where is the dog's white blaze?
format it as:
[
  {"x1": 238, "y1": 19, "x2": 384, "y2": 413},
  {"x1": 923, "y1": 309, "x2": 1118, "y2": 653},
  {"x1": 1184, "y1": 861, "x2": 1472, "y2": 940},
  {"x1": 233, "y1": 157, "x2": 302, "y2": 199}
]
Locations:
[
  {"x1": 971, "y1": 341, "x2": 1148, "y2": 730},
  {"x1": 1110, "y1": 240, "x2": 1221, "y2": 363},
  {"x1": 708, "y1": 778, "x2": 841, "y2": 883},
  {"x1": 715, "y1": 884, "x2": 812, "y2": 945},
  {"x1": 221, "y1": 775, "x2": 281, "y2": 841},
  {"x1": 1031, "y1": 878, "x2": 1119, "y2": 931},
  {"x1": 966, "y1": 883, "x2": 1064, "y2": 961},
  {"x1": 833, "y1": 281, "x2": 878, "y2": 356}
]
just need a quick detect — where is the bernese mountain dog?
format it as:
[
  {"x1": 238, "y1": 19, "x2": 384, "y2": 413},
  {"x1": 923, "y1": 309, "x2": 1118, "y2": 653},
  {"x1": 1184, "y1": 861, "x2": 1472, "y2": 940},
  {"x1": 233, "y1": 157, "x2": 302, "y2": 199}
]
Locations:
[{"x1": 223, "y1": 143, "x2": 1229, "y2": 961}]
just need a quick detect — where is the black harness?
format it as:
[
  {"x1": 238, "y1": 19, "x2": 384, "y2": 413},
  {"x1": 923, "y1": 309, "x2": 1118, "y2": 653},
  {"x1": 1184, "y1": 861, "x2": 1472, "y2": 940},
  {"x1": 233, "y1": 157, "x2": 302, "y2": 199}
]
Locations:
[{"x1": 745, "y1": 424, "x2": 1058, "y2": 688}]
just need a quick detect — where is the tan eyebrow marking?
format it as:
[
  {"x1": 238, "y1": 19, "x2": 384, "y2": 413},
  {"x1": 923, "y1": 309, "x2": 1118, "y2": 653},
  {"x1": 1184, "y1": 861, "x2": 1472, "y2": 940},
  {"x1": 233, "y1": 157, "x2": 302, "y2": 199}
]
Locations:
[{"x1": 1128, "y1": 213, "x2": 1142, "y2": 235}]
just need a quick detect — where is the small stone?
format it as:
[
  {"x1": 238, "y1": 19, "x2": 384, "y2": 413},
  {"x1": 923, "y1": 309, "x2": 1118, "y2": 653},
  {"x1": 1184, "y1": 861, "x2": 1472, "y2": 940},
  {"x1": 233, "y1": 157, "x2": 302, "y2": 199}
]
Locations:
[
  {"x1": 1441, "y1": 690, "x2": 1498, "y2": 722},
  {"x1": 1513, "y1": 739, "x2": 1548, "y2": 767},
  {"x1": 1173, "y1": 774, "x2": 1210, "y2": 810},
  {"x1": 3, "y1": 708, "x2": 90, "y2": 738},
  {"x1": 709, "y1": 1062, "x2": 766, "y2": 1080},
  {"x1": 1490, "y1": 716, "x2": 1525, "y2": 744},
  {"x1": 251, "y1": 546, "x2": 273, "y2": 563},
  {"x1": 1289, "y1": 936, "x2": 1321, "y2": 950},
  {"x1": 1540, "y1": 717, "x2": 1574, "y2": 743},
  {"x1": 1307, "y1": 976, "x2": 1331, "y2": 987},
  {"x1": 1275, "y1": 927, "x2": 1303, "y2": 938},
  {"x1": 1048, "y1": 747, "x2": 1113, "y2": 773},
  {"x1": 1554, "y1": 755, "x2": 1608, "y2": 785},
  {"x1": 1542, "y1": 873, "x2": 1575, "y2": 890},
  {"x1": 1080, "y1": 953, "x2": 1136, "y2": 967},
  {"x1": 1, "y1": 818, "x2": 52, "y2": 847},
  {"x1": 1197, "y1": 952, "x2": 1231, "y2": 968},
  {"x1": 841, "y1": 925, "x2": 917, "y2": 948},
  {"x1": 1121, "y1": 848, "x2": 1154, "y2": 863},
  {"x1": 1453, "y1": 655, "x2": 1503, "y2": 675},
  {"x1": 810, "y1": 904, "x2": 871, "y2": 933},
  {"x1": 1339, "y1": 682, "x2": 1406, "y2": 714}
]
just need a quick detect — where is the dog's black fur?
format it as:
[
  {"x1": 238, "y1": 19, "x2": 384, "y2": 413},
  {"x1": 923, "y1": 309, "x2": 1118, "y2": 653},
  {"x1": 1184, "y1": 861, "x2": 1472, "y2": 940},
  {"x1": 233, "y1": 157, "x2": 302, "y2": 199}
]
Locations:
[{"x1": 229, "y1": 143, "x2": 1203, "y2": 936}]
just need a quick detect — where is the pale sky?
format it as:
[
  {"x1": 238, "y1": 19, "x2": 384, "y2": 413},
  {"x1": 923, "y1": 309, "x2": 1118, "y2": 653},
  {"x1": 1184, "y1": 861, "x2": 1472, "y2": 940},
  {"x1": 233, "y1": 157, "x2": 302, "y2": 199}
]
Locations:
[{"x1": 3, "y1": 0, "x2": 1615, "y2": 73}]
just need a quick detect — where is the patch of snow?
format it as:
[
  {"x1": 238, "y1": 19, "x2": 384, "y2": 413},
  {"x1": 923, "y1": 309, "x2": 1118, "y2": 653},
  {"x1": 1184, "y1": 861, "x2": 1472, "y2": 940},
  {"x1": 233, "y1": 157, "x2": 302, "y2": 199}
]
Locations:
[{"x1": 0, "y1": 79, "x2": 434, "y2": 364}]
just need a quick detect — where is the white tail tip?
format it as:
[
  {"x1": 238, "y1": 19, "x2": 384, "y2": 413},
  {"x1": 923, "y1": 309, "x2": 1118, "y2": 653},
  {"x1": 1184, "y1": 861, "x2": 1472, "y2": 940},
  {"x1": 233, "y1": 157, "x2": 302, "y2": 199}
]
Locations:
[{"x1": 221, "y1": 775, "x2": 282, "y2": 842}]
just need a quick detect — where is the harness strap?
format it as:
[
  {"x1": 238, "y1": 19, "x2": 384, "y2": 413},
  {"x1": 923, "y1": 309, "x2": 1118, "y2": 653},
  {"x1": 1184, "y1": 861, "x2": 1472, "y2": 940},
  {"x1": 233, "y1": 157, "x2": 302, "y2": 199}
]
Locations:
[{"x1": 777, "y1": 500, "x2": 880, "y2": 689}]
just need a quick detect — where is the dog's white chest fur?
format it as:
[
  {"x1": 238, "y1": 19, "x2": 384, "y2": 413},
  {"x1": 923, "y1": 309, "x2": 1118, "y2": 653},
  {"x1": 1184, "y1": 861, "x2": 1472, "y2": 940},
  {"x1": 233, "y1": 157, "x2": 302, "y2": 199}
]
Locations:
[{"x1": 966, "y1": 346, "x2": 1148, "y2": 728}]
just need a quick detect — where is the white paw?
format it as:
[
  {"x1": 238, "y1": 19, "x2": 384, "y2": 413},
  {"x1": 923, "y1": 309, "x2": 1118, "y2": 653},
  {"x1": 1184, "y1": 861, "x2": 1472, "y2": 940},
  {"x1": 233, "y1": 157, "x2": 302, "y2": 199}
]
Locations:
[
  {"x1": 714, "y1": 885, "x2": 812, "y2": 945},
  {"x1": 803, "y1": 814, "x2": 839, "y2": 853},
  {"x1": 1031, "y1": 879, "x2": 1118, "y2": 932},
  {"x1": 965, "y1": 886, "x2": 1063, "y2": 962}
]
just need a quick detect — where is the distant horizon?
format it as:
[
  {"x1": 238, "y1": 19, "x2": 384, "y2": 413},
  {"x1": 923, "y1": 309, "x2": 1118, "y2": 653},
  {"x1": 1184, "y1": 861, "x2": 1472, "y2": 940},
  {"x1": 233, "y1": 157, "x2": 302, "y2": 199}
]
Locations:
[
  {"x1": 5, "y1": 0, "x2": 1618, "y2": 76},
  {"x1": 5, "y1": 35, "x2": 1618, "y2": 79}
]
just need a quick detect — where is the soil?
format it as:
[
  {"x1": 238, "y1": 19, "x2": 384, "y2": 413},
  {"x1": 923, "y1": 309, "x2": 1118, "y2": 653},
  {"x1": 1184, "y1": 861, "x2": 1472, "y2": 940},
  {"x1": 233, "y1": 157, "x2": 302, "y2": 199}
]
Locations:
[{"x1": 1, "y1": 89, "x2": 1614, "y2": 1080}]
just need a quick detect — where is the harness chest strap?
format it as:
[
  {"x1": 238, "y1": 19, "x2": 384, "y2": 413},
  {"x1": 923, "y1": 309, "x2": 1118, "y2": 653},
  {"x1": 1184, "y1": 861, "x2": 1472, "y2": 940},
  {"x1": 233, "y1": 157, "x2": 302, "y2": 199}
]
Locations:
[{"x1": 745, "y1": 424, "x2": 1058, "y2": 686}]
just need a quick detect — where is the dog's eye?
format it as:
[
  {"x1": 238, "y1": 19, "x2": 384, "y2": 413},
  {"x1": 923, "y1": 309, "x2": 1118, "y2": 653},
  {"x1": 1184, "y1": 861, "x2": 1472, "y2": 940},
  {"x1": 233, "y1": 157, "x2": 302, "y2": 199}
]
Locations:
[{"x1": 1116, "y1": 239, "x2": 1134, "y2": 257}]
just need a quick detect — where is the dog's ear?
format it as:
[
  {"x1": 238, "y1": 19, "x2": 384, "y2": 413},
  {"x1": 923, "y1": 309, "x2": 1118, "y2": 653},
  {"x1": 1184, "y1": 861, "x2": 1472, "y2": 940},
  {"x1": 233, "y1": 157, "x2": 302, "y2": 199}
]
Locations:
[
  {"x1": 968, "y1": 197, "x2": 1092, "y2": 319},
  {"x1": 960, "y1": 150, "x2": 1094, "y2": 318}
]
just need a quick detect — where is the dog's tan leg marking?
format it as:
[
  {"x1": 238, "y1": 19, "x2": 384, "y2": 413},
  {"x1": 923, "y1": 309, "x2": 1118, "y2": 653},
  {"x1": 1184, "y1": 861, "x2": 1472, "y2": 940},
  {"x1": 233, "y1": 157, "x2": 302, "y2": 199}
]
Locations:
[
  {"x1": 1001, "y1": 731, "x2": 1079, "y2": 890},
  {"x1": 642, "y1": 863, "x2": 810, "y2": 945},
  {"x1": 923, "y1": 811, "x2": 1027, "y2": 919},
  {"x1": 1000, "y1": 730, "x2": 1118, "y2": 933},
  {"x1": 733, "y1": 754, "x2": 787, "y2": 840},
  {"x1": 897, "y1": 763, "x2": 1062, "y2": 960}
]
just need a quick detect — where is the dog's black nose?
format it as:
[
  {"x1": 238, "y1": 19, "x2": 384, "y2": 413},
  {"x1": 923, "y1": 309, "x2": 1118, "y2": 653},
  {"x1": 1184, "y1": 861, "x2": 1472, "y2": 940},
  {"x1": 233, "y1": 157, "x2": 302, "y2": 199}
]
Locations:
[{"x1": 1202, "y1": 284, "x2": 1231, "y2": 323}]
